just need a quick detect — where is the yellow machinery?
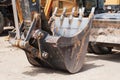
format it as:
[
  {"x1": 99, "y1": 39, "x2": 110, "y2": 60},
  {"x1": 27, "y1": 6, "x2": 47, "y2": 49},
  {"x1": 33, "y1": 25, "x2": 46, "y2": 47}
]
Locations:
[
  {"x1": 52, "y1": 0, "x2": 78, "y2": 15},
  {"x1": 44, "y1": 0, "x2": 53, "y2": 19},
  {"x1": 105, "y1": 0, "x2": 120, "y2": 5},
  {"x1": 44, "y1": 0, "x2": 78, "y2": 18},
  {"x1": 104, "y1": 0, "x2": 120, "y2": 11}
]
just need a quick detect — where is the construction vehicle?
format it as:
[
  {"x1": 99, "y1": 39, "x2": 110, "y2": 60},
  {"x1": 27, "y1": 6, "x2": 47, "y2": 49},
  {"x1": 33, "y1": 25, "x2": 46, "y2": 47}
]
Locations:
[
  {"x1": 104, "y1": 0, "x2": 120, "y2": 12},
  {"x1": 0, "y1": 0, "x2": 14, "y2": 34},
  {"x1": 0, "y1": 0, "x2": 118, "y2": 73},
  {"x1": 8, "y1": 0, "x2": 94, "y2": 73},
  {"x1": 86, "y1": 0, "x2": 120, "y2": 54}
]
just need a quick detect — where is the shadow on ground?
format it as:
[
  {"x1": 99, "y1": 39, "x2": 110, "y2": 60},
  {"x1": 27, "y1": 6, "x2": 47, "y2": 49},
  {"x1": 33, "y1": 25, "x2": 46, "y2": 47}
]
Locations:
[
  {"x1": 23, "y1": 66, "x2": 70, "y2": 76},
  {"x1": 23, "y1": 51, "x2": 120, "y2": 76},
  {"x1": 86, "y1": 51, "x2": 120, "y2": 63},
  {"x1": 23, "y1": 62, "x2": 103, "y2": 76},
  {"x1": 81, "y1": 63, "x2": 103, "y2": 72}
]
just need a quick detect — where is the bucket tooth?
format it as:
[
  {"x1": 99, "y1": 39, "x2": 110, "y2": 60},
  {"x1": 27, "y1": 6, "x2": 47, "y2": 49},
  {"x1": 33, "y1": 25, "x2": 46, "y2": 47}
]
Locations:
[
  {"x1": 48, "y1": 7, "x2": 58, "y2": 23},
  {"x1": 78, "y1": 7, "x2": 85, "y2": 21},
  {"x1": 91, "y1": 7, "x2": 95, "y2": 14},
  {"x1": 89, "y1": 7, "x2": 95, "y2": 18},
  {"x1": 48, "y1": 7, "x2": 58, "y2": 36},
  {"x1": 69, "y1": 7, "x2": 75, "y2": 26},
  {"x1": 81, "y1": 7, "x2": 85, "y2": 16},
  {"x1": 60, "y1": 7, "x2": 66, "y2": 27},
  {"x1": 78, "y1": 8, "x2": 82, "y2": 21},
  {"x1": 52, "y1": 7, "x2": 58, "y2": 18}
]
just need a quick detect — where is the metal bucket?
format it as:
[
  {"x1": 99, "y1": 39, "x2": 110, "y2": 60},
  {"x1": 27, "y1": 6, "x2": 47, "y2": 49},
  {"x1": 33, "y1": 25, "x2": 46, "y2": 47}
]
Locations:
[{"x1": 25, "y1": 8, "x2": 94, "y2": 73}]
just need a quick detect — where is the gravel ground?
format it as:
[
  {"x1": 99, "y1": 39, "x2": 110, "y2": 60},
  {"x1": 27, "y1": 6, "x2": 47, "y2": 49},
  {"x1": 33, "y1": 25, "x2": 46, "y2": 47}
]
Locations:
[{"x1": 0, "y1": 28, "x2": 120, "y2": 80}]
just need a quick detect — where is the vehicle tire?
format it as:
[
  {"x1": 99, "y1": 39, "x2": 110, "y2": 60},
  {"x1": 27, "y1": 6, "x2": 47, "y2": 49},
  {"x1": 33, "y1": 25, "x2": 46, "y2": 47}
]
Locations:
[
  {"x1": 0, "y1": 12, "x2": 4, "y2": 34},
  {"x1": 25, "y1": 51, "x2": 41, "y2": 67},
  {"x1": 87, "y1": 42, "x2": 94, "y2": 53},
  {"x1": 91, "y1": 43, "x2": 112, "y2": 55}
]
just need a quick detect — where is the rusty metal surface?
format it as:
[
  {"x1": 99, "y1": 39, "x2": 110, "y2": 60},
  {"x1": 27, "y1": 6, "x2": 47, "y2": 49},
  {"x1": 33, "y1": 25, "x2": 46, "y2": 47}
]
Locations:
[
  {"x1": 26, "y1": 24, "x2": 90, "y2": 73},
  {"x1": 93, "y1": 19, "x2": 120, "y2": 28},
  {"x1": 53, "y1": 18, "x2": 89, "y2": 37},
  {"x1": 93, "y1": 13, "x2": 120, "y2": 29},
  {"x1": 31, "y1": 8, "x2": 94, "y2": 73},
  {"x1": 90, "y1": 13, "x2": 120, "y2": 46},
  {"x1": 24, "y1": 13, "x2": 92, "y2": 73},
  {"x1": 90, "y1": 28, "x2": 120, "y2": 44},
  {"x1": 94, "y1": 13, "x2": 120, "y2": 19}
]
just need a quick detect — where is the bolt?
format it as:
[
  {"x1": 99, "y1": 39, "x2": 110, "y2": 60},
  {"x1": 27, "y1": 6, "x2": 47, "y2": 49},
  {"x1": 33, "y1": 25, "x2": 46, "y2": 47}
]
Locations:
[{"x1": 42, "y1": 52, "x2": 49, "y2": 59}]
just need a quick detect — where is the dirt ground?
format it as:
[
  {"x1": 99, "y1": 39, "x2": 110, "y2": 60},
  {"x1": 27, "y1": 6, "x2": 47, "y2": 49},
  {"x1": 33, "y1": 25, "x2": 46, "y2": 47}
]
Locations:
[{"x1": 0, "y1": 27, "x2": 120, "y2": 80}]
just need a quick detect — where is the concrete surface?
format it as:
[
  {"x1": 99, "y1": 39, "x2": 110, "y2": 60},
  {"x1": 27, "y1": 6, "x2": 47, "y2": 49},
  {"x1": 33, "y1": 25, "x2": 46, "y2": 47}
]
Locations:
[{"x1": 0, "y1": 28, "x2": 120, "y2": 80}]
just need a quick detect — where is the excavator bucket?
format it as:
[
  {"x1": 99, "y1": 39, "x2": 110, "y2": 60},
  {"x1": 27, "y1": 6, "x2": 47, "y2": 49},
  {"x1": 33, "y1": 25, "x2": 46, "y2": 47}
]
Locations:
[
  {"x1": 9, "y1": 0, "x2": 95, "y2": 73},
  {"x1": 24, "y1": 8, "x2": 94, "y2": 73}
]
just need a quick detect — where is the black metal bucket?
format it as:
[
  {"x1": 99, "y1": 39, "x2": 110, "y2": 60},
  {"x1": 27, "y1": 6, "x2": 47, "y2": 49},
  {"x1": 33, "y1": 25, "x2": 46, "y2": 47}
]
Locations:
[
  {"x1": 25, "y1": 17, "x2": 92, "y2": 73},
  {"x1": 9, "y1": 1, "x2": 94, "y2": 73}
]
